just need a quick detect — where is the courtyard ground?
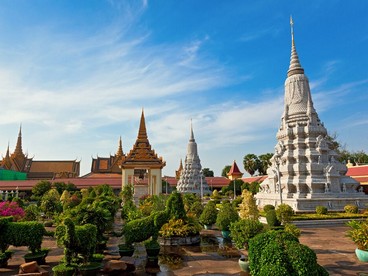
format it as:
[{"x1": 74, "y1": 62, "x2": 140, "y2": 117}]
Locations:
[{"x1": 1, "y1": 223, "x2": 368, "y2": 275}]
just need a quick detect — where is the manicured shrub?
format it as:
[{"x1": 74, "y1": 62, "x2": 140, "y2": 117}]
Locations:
[
  {"x1": 344, "y1": 204, "x2": 358, "y2": 214},
  {"x1": 239, "y1": 190, "x2": 259, "y2": 220},
  {"x1": 232, "y1": 196, "x2": 242, "y2": 208},
  {"x1": 199, "y1": 201, "x2": 218, "y2": 226},
  {"x1": 159, "y1": 217, "x2": 201, "y2": 238},
  {"x1": 284, "y1": 223, "x2": 301, "y2": 238},
  {"x1": 23, "y1": 205, "x2": 40, "y2": 221},
  {"x1": 248, "y1": 230, "x2": 328, "y2": 276},
  {"x1": 276, "y1": 203, "x2": 294, "y2": 224},
  {"x1": 166, "y1": 192, "x2": 186, "y2": 220},
  {"x1": 263, "y1": 204, "x2": 275, "y2": 213},
  {"x1": 266, "y1": 209, "x2": 281, "y2": 227},
  {"x1": 0, "y1": 220, "x2": 45, "y2": 253},
  {"x1": 229, "y1": 219, "x2": 264, "y2": 249},
  {"x1": 316, "y1": 206, "x2": 328, "y2": 215},
  {"x1": 216, "y1": 202, "x2": 239, "y2": 231}
]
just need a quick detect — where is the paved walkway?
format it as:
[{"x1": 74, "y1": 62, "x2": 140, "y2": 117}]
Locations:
[{"x1": 1, "y1": 224, "x2": 368, "y2": 275}]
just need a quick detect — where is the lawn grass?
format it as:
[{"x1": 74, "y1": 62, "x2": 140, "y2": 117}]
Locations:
[{"x1": 291, "y1": 212, "x2": 368, "y2": 220}]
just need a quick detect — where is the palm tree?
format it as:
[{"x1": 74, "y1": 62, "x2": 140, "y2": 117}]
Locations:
[
  {"x1": 243, "y1": 154, "x2": 260, "y2": 176},
  {"x1": 258, "y1": 153, "x2": 273, "y2": 175}
]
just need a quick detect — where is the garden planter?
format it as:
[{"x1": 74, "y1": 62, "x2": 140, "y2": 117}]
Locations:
[
  {"x1": 146, "y1": 247, "x2": 160, "y2": 258},
  {"x1": 238, "y1": 255, "x2": 250, "y2": 272},
  {"x1": 24, "y1": 252, "x2": 47, "y2": 265},
  {"x1": 79, "y1": 262, "x2": 102, "y2": 276},
  {"x1": 0, "y1": 257, "x2": 8, "y2": 268},
  {"x1": 355, "y1": 248, "x2": 368, "y2": 262},
  {"x1": 221, "y1": 230, "x2": 231, "y2": 239},
  {"x1": 52, "y1": 264, "x2": 76, "y2": 276},
  {"x1": 118, "y1": 244, "x2": 135, "y2": 257},
  {"x1": 159, "y1": 235, "x2": 200, "y2": 246}
]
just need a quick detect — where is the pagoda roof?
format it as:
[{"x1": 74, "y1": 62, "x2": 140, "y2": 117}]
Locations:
[
  {"x1": 121, "y1": 110, "x2": 165, "y2": 169},
  {"x1": 227, "y1": 160, "x2": 243, "y2": 178}
]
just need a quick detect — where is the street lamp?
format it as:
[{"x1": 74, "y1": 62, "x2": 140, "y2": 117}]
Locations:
[
  {"x1": 165, "y1": 177, "x2": 168, "y2": 194},
  {"x1": 200, "y1": 171, "x2": 203, "y2": 200},
  {"x1": 274, "y1": 154, "x2": 283, "y2": 204},
  {"x1": 233, "y1": 179, "x2": 236, "y2": 200}
]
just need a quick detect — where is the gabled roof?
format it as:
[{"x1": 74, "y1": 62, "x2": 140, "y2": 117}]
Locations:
[
  {"x1": 346, "y1": 165, "x2": 368, "y2": 177},
  {"x1": 227, "y1": 160, "x2": 243, "y2": 178}
]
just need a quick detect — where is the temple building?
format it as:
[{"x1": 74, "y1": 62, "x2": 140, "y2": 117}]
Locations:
[
  {"x1": 256, "y1": 18, "x2": 368, "y2": 211},
  {"x1": 0, "y1": 126, "x2": 80, "y2": 180},
  {"x1": 177, "y1": 122, "x2": 210, "y2": 195},
  {"x1": 121, "y1": 110, "x2": 166, "y2": 198}
]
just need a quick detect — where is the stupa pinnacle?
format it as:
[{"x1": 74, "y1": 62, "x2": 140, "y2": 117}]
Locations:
[
  {"x1": 256, "y1": 18, "x2": 368, "y2": 211},
  {"x1": 177, "y1": 121, "x2": 210, "y2": 195}
]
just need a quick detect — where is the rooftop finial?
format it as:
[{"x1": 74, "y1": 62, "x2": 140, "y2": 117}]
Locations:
[
  {"x1": 190, "y1": 119, "x2": 195, "y2": 142},
  {"x1": 287, "y1": 16, "x2": 304, "y2": 77}
]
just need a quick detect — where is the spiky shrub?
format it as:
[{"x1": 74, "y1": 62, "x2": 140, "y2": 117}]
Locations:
[
  {"x1": 166, "y1": 191, "x2": 187, "y2": 220},
  {"x1": 316, "y1": 206, "x2": 328, "y2": 215},
  {"x1": 275, "y1": 203, "x2": 294, "y2": 224},
  {"x1": 344, "y1": 204, "x2": 359, "y2": 214},
  {"x1": 239, "y1": 190, "x2": 259, "y2": 220},
  {"x1": 199, "y1": 201, "x2": 218, "y2": 226}
]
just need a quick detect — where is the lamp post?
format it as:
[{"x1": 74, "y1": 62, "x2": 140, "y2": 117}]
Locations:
[
  {"x1": 165, "y1": 177, "x2": 168, "y2": 194},
  {"x1": 200, "y1": 170, "x2": 203, "y2": 200},
  {"x1": 233, "y1": 179, "x2": 236, "y2": 200},
  {"x1": 275, "y1": 154, "x2": 283, "y2": 204}
]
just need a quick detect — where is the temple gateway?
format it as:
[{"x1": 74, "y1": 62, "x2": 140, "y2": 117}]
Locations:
[{"x1": 256, "y1": 20, "x2": 368, "y2": 211}]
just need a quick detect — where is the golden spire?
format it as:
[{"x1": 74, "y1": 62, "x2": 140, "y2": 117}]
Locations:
[
  {"x1": 12, "y1": 124, "x2": 25, "y2": 158},
  {"x1": 116, "y1": 136, "x2": 124, "y2": 156},
  {"x1": 3, "y1": 143, "x2": 12, "y2": 169},
  {"x1": 287, "y1": 16, "x2": 304, "y2": 77},
  {"x1": 138, "y1": 109, "x2": 148, "y2": 140}
]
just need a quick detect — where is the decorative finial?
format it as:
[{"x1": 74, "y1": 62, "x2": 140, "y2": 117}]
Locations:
[
  {"x1": 190, "y1": 119, "x2": 195, "y2": 142},
  {"x1": 287, "y1": 16, "x2": 304, "y2": 77}
]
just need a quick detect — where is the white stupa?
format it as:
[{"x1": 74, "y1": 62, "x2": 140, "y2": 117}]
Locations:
[{"x1": 256, "y1": 18, "x2": 368, "y2": 211}]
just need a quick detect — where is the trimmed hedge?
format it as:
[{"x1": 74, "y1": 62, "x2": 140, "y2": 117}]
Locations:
[{"x1": 0, "y1": 218, "x2": 45, "y2": 253}]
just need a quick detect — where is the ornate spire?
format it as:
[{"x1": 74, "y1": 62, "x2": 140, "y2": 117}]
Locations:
[
  {"x1": 116, "y1": 136, "x2": 123, "y2": 156},
  {"x1": 3, "y1": 143, "x2": 12, "y2": 169},
  {"x1": 189, "y1": 119, "x2": 195, "y2": 142},
  {"x1": 138, "y1": 109, "x2": 148, "y2": 140},
  {"x1": 287, "y1": 16, "x2": 304, "y2": 77},
  {"x1": 13, "y1": 125, "x2": 24, "y2": 156}
]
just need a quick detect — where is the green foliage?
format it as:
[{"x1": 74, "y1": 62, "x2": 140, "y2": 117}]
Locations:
[
  {"x1": 239, "y1": 189, "x2": 259, "y2": 220},
  {"x1": 159, "y1": 217, "x2": 201, "y2": 238},
  {"x1": 266, "y1": 209, "x2": 281, "y2": 227},
  {"x1": 121, "y1": 184, "x2": 134, "y2": 203},
  {"x1": 229, "y1": 219, "x2": 264, "y2": 249},
  {"x1": 316, "y1": 206, "x2": 328, "y2": 215},
  {"x1": 216, "y1": 202, "x2": 239, "y2": 231},
  {"x1": 40, "y1": 189, "x2": 62, "y2": 218},
  {"x1": 53, "y1": 182, "x2": 77, "y2": 195},
  {"x1": 232, "y1": 196, "x2": 242, "y2": 208},
  {"x1": 183, "y1": 193, "x2": 201, "y2": 213},
  {"x1": 276, "y1": 204, "x2": 294, "y2": 224},
  {"x1": 263, "y1": 204, "x2": 275, "y2": 213},
  {"x1": 139, "y1": 194, "x2": 167, "y2": 216},
  {"x1": 221, "y1": 165, "x2": 231, "y2": 177},
  {"x1": 202, "y1": 168, "x2": 214, "y2": 177},
  {"x1": 31, "y1": 181, "x2": 52, "y2": 203},
  {"x1": 258, "y1": 153, "x2": 273, "y2": 175},
  {"x1": 55, "y1": 218, "x2": 97, "y2": 265},
  {"x1": 243, "y1": 154, "x2": 261, "y2": 176},
  {"x1": 166, "y1": 191, "x2": 187, "y2": 220},
  {"x1": 344, "y1": 204, "x2": 358, "y2": 214},
  {"x1": 144, "y1": 238, "x2": 160, "y2": 249},
  {"x1": 0, "y1": 220, "x2": 45, "y2": 253},
  {"x1": 346, "y1": 219, "x2": 368, "y2": 250},
  {"x1": 52, "y1": 263, "x2": 76, "y2": 275},
  {"x1": 121, "y1": 200, "x2": 138, "y2": 221},
  {"x1": 227, "y1": 179, "x2": 244, "y2": 196},
  {"x1": 284, "y1": 223, "x2": 301, "y2": 238},
  {"x1": 199, "y1": 201, "x2": 218, "y2": 226},
  {"x1": 248, "y1": 230, "x2": 327, "y2": 276}
]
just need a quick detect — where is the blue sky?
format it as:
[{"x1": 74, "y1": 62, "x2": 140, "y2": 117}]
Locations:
[{"x1": 0, "y1": 0, "x2": 367, "y2": 177}]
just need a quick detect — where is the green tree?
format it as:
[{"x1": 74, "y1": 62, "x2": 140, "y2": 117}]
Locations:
[
  {"x1": 40, "y1": 189, "x2": 62, "y2": 218},
  {"x1": 243, "y1": 154, "x2": 261, "y2": 176},
  {"x1": 221, "y1": 165, "x2": 231, "y2": 177},
  {"x1": 31, "y1": 181, "x2": 52, "y2": 203},
  {"x1": 258, "y1": 153, "x2": 273, "y2": 175},
  {"x1": 227, "y1": 179, "x2": 244, "y2": 196},
  {"x1": 202, "y1": 168, "x2": 214, "y2": 177},
  {"x1": 239, "y1": 190, "x2": 259, "y2": 220}
]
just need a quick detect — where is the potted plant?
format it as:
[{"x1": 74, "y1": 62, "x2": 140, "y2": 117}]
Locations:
[
  {"x1": 0, "y1": 250, "x2": 13, "y2": 268},
  {"x1": 238, "y1": 254, "x2": 250, "y2": 273},
  {"x1": 229, "y1": 219, "x2": 264, "y2": 250},
  {"x1": 24, "y1": 248, "x2": 49, "y2": 265},
  {"x1": 216, "y1": 202, "x2": 239, "y2": 239},
  {"x1": 118, "y1": 243, "x2": 135, "y2": 257},
  {"x1": 199, "y1": 201, "x2": 218, "y2": 229},
  {"x1": 346, "y1": 219, "x2": 368, "y2": 262},
  {"x1": 144, "y1": 238, "x2": 160, "y2": 258}
]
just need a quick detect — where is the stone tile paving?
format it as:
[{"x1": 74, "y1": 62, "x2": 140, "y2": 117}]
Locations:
[{"x1": 1, "y1": 224, "x2": 368, "y2": 275}]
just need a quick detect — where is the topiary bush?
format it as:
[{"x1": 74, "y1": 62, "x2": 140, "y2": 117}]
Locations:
[
  {"x1": 263, "y1": 204, "x2": 275, "y2": 213},
  {"x1": 229, "y1": 219, "x2": 264, "y2": 249},
  {"x1": 266, "y1": 209, "x2": 281, "y2": 227},
  {"x1": 316, "y1": 206, "x2": 328, "y2": 215},
  {"x1": 284, "y1": 223, "x2": 301, "y2": 238},
  {"x1": 248, "y1": 230, "x2": 328, "y2": 276},
  {"x1": 275, "y1": 204, "x2": 294, "y2": 224},
  {"x1": 216, "y1": 201, "x2": 239, "y2": 231},
  {"x1": 344, "y1": 204, "x2": 358, "y2": 214},
  {"x1": 199, "y1": 201, "x2": 218, "y2": 226},
  {"x1": 166, "y1": 191, "x2": 187, "y2": 220}
]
